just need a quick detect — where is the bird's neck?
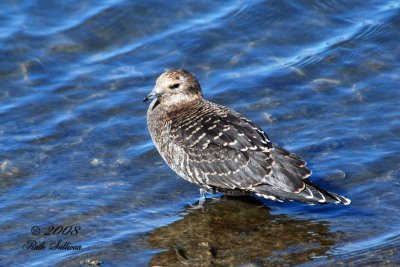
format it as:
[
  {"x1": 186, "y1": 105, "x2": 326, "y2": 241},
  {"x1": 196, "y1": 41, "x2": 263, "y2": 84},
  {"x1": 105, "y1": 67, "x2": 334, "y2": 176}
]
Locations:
[
  {"x1": 161, "y1": 93, "x2": 202, "y2": 110},
  {"x1": 163, "y1": 97, "x2": 204, "y2": 117}
]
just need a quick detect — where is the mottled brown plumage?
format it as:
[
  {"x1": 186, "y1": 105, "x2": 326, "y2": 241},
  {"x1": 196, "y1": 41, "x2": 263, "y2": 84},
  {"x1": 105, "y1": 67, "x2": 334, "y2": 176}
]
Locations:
[{"x1": 144, "y1": 69, "x2": 350, "y2": 205}]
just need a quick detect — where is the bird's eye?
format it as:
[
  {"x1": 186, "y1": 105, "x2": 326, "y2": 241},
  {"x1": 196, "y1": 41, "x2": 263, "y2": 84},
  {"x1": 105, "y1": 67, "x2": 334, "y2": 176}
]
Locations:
[{"x1": 169, "y1": 83, "x2": 180, "y2": 89}]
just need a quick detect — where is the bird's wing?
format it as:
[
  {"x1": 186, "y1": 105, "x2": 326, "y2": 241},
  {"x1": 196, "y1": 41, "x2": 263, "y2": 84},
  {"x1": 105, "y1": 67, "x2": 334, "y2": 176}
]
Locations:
[
  {"x1": 171, "y1": 106, "x2": 272, "y2": 151},
  {"x1": 168, "y1": 105, "x2": 310, "y2": 193}
]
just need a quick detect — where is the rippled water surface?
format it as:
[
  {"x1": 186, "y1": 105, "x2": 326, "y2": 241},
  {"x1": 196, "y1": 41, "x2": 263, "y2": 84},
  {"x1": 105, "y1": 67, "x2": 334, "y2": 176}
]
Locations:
[{"x1": 1, "y1": 1, "x2": 399, "y2": 266}]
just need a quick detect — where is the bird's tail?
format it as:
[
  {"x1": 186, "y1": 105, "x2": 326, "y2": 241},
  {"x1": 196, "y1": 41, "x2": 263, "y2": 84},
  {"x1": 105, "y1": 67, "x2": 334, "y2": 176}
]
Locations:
[
  {"x1": 300, "y1": 179, "x2": 351, "y2": 205},
  {"x1": 255, "y1": 179, "x2": 351, "y2": 205}
]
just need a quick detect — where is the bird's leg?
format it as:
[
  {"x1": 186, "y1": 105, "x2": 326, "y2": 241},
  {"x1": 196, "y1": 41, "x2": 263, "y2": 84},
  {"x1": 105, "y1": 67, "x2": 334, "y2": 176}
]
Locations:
[
  {"x1": 187, "y1": 188, "x2": 207, "y2": 210},
  {"x1": 199, "y1": 188, "x2": 207, "y2": 204}
]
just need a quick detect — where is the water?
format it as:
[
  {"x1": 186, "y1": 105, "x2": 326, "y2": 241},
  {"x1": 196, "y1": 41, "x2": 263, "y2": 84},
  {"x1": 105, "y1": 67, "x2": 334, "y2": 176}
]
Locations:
[{"x1": 0, "y1": 0, "x2": 399, "y2": 266}]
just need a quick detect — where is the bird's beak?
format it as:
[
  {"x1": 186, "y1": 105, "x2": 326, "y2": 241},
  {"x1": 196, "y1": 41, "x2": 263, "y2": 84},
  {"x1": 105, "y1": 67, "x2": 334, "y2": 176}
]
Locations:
[{"x1": 143, "y1": 92, "x2": 163, "y2": 103}]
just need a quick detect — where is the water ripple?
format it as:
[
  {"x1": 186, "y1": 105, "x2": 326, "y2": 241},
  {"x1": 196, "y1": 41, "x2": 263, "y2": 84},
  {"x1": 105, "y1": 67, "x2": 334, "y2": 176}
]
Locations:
[{"x1": 0, "y1": 0, "x2": 399, "y2": 266}]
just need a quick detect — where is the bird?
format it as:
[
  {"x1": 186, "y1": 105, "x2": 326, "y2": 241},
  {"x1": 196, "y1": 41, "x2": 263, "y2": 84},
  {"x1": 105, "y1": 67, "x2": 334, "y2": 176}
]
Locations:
[{"x1": 144, "y1": 69, "x2": 350, "y2": 205}]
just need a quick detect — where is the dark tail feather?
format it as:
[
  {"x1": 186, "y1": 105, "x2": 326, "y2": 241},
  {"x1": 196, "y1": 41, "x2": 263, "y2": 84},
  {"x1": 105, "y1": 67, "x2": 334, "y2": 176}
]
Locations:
[
  {"x1": 254, "y1": 180, "x2": 351, "y2": 205},
  {"x1": 301, "y1": 179, "x2": 351, "y2": 205}
]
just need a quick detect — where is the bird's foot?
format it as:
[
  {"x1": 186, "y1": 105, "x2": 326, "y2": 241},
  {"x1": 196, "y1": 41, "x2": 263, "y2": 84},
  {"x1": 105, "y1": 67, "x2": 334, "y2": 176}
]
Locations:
[
  {"x1": 187, "y1": 199, "x2": 206, "y2": 210},
  {"x1": 187, "y1": 198, "x2": 223, "y2": 210}
]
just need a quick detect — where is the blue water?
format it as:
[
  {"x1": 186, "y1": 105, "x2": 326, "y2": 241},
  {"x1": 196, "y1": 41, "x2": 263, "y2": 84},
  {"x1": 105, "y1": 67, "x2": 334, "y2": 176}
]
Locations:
[{"x1": 0, "y1": 1, "x2": 399, "y2": 266}]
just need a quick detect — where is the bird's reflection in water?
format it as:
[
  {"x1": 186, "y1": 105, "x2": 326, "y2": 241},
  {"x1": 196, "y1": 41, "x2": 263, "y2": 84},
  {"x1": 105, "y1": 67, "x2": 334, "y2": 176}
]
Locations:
[{"x1": 148, "y1": 197, "x2": 338, "y2": 267}]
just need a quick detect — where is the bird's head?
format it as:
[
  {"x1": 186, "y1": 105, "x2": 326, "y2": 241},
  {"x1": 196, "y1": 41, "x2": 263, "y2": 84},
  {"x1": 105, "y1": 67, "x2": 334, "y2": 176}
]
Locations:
[{"x1": 144, "y1": 69, "x2": 203, "y2": 109}]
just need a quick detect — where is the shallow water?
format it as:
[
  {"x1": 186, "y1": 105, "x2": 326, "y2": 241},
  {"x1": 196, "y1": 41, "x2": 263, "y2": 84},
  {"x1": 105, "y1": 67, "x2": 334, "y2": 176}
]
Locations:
[{"x1": 0, "y1": 0, "x2": 399, "y2": 266}]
